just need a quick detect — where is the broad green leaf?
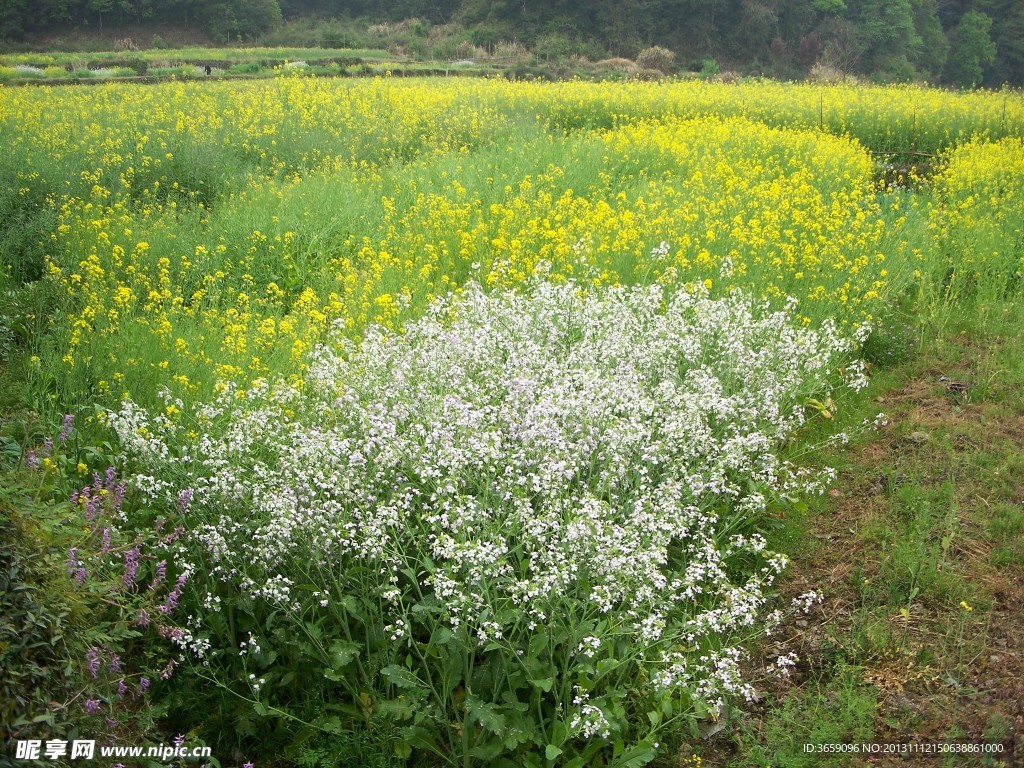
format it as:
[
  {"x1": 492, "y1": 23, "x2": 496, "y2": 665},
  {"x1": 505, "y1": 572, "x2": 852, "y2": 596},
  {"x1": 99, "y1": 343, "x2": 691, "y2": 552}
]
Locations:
[
  {"x1": 465, "y1": 696, "x2": 507, "y2": 734},
  {"x1": 529, "y1": 676, "x2": 555, "y2": 692},
  {"x1": 328, "y1": 640, "x2": 360, "y2": 670},
  {"x1": 393, "y1": 739, "x2": 412, "y2": 759},
  {"x1": 610, "y1": 740, "x2": 658, "y2": 768},
  {"x1": 381, "y1": 665, "x2": 425, "y2": 689}
]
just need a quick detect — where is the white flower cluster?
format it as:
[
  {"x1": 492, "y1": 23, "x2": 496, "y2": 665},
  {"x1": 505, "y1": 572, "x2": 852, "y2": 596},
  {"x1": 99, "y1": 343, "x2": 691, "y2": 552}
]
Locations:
[{"x1": 111, "y1": 279, "x2": 863, "y2": 713}]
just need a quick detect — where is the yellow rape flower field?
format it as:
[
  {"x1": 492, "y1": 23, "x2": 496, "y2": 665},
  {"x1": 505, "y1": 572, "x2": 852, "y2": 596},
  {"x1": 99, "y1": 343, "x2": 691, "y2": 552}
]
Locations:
[
  {"x1": 2, "y1": 76, "x2": 1020, "y2": 414},
  {"x1": 1, "y1": 74, "x2": 1024, "y2": 768}
]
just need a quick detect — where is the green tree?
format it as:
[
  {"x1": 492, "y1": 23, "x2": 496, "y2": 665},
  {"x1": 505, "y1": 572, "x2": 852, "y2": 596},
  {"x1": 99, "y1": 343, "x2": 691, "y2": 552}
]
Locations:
[
  {"x1": 731, "y1": 0, "x2": 779, "y2": 58},
  {"x1": 944, "y1": 10, "x2": 996, "y2": 87},
  {"x1": 0, "y1": 0, "x2": 28, "y2": 39},
  {"x1": 89, "y1": 0, "x2": 113, "y2": 29},
  {"x1": 848, "y1": 0, "x2": 921, "y2": 79},
  {"x1": 911, "y1": 0, "x2": 948, "y2": 79},
  {"x1": 976, "y1": 0, "x2": 1024, "y2": 85},
  {"x1": 117, "y1": 0, "x2": 154, "y2": 26}
]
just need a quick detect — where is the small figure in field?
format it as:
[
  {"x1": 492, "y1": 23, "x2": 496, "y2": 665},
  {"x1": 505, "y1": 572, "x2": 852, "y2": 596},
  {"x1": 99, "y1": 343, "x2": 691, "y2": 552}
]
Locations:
[{"x1": 205, "y1": 65, "x2": 212, "y2": 76}]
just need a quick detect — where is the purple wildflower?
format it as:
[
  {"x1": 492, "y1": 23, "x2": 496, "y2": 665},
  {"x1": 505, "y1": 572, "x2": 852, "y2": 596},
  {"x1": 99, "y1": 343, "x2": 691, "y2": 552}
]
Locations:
[
  {"x1": 136, "y1": 677, "x2": 151, "y2": 698},
  {"x1": 113, "y1": 481, "x2": 127, "y2": 510},
  {"x1": 158, "y1": 573, "x2": 187, "y2": 615},
  {"x1": 84, "y1": 491, "x2": 102, "y2": 521},
  {"x1": 42, "y1": 437, "x2": 53, "y2": 456},
  {"x1": 101, "y1": 527, "x2": 112, "y2": 554},
  {"x1": 86, "y1": 647, "x2": 102, "y2": 678},
  {"x1": 108, "y1": 654, "x2": 121, "y2": 673},
  {"x1": 122, "y1": 544, "x2": 141, "y2": 590},
  {"x1": 159, "y1": 524, "x2": 185, "y2": 545},
  {"x1": 243, "y1": 762, "x2": 255, "y2": 768},
  {"x1": 172, "y1": 734, "x2": 185, "y2": 748},
  {"x1": 116, "y1": 678, "x2": 128, "y2": 698},
  {"x1": 73, "y1": 566, "x2": 87, "y2": 586},
  {"x1": 176, "y1": 488, "x2": 194, "y2": 514},
  {"x1": 59, "y1": 414, "x2": 74, "y2": 444},
  {"x1": 25, "y1": 450, "x2": 39, "y2": 469},
  {"x1": 136, "y1": 609, "x2": 150, "y2": 628},
  {"x1": 161, "y1": 658, "x2": 179, "y2": 680},
  {"x1": 83, "y1": 698, "x2": 101, "y2": 714},
  {"x1": 149, "y1": 560, "x2": 167, "y2": 590},
  {"x1": 67, "y1": 547, "x2": 79, "y2": 575}
]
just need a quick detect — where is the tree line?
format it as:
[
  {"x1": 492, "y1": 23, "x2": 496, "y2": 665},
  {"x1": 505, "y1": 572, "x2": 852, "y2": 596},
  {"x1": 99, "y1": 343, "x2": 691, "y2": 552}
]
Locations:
[{"x1": 1, "y1": 0, "x2": 1021, "y2": 86}]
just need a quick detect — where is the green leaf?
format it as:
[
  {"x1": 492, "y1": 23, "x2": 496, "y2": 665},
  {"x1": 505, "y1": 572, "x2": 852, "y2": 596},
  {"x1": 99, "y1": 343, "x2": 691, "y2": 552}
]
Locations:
[
  {"x1": 545, "y1": 744, "x2": 563, "y2": 760},
  {"x1": 465, "y1": 695, "x2": 507, "y2": 733},
  {"x1": 551, "y1": 720, "x2": 567, "y2": 746},
  {"x1": 381, "y1": 665, "x2": 425, "y2": 689},
  {"x1": 394, "y1": 739, "x2": 412, "y2": 759},
  {"x1": 528, "y1": 627, "x2": 549, "y2": 660},
  {"x1": 402, "y1": 725, "x2": 438, "y2": 751},
  {"x1": 431, "y1": 625, "x2": 455, "y2": 646},
  {"x1": 470, "y1": 742, "x2": 505, "y2": 759},
  {"x1": 314, "y1": 715, "x2": 342, "y2": 735},
  {"x1": 610, "y1": 740, "x2": 658, "y2": 767},
  {"x1": 529, "y1": 676, "x2": 555, "y2": 692}
]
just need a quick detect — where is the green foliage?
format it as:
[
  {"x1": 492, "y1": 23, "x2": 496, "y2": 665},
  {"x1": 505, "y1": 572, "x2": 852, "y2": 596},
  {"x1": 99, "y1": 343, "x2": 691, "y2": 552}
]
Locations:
[
  {"x1": 944, "y1": 11, "x2": 997, "y2": 87},
  {"x1": 736, "y1": 665, "x2": 877, "y2": 767},
  {"x1": 851, "y1": 0, "x2": 921, "y2": 77},
  {"x1": 0, "y1": 0, "x2": 1022, "y2": 84},
  {"x1": 810, "y1": 0, "x2": 845, "y2": 13},
  {"x1": 910, "y1": 0, "x2": 948, "y2": 79},
  {"x1": 0, "y1": 427, "x2": 180, "y2": 750},
  {"x1": 0, "y1": 510, "x2": 71, "y2": 742},
  {"x1": 699, "y1": 57, "x2": 720, "y2": 76},
  {"x1": 977, "y1": 0, "x2": 1024, "y2": 86}
]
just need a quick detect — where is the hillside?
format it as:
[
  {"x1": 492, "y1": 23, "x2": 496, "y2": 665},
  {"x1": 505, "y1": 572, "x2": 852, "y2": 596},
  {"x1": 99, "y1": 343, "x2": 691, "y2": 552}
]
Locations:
[{"x1": 2, "y1": 0, "x2": 1022, "y2": 86}]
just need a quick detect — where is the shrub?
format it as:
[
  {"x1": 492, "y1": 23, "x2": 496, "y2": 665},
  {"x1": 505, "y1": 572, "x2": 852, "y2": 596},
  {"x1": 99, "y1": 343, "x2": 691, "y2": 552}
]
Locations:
[
  {"x1": 699, "y1": 57, "x2": 720, "y2": 77},
  {"x1": 636, "y1": 45, "x2": 676, "y2": 74},
  {"x1": 110, "y1": 279, "x2": 867, "y2": 766}
]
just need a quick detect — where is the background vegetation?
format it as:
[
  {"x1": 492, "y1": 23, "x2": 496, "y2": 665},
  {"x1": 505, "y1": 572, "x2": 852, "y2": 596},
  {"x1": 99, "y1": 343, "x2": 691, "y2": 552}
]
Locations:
[{"x1": 0, "y1": 0, "x2": 1021, "y2": 86}]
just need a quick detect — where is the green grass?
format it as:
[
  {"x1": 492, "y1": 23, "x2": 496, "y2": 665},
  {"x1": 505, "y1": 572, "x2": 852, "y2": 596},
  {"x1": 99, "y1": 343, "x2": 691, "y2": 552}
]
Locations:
[
  {"x1": 735, "y1": 665, "x2": 878, "y2": 768},
  {"x1": 723, "y1": 300, "x2": 1024, "y2": 767}
]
